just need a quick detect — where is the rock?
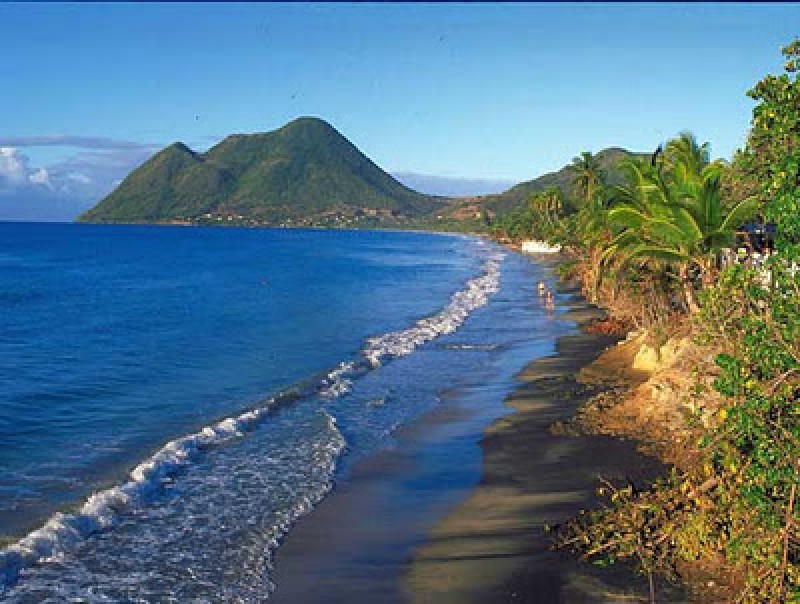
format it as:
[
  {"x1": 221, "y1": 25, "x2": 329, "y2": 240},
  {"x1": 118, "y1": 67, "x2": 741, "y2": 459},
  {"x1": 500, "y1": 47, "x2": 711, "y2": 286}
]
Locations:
[
  {"x1": 632, "y1": 342, "x2": 660, "y2": 371},
  {"x1": 632, "y1": 336, "x2": 692, "y2": 372}
]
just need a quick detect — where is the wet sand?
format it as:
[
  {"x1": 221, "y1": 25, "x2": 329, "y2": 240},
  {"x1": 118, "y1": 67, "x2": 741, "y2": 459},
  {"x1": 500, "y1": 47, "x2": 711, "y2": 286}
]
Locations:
[
  {"x1": 406, "y1": 294, "x2": 686, "y2": 603},
  {"x1": 270, "y1": 288, "x2": 686, "y2": 603},
  {"x1": 269, "y1": 380, "x2": 516, "y2": 603}
]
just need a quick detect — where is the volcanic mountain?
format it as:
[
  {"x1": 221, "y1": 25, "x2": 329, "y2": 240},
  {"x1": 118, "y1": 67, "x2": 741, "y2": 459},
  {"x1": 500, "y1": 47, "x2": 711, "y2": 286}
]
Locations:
[{"x1": 79, "y1": 117, "x2": 443, "y2": 225}]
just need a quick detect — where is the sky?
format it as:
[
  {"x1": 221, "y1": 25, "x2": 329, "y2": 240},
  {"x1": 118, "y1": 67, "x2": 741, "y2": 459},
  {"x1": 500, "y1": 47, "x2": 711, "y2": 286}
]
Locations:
[{"x1": 1, "y1": 2, "x2": 797, "y2": 220}]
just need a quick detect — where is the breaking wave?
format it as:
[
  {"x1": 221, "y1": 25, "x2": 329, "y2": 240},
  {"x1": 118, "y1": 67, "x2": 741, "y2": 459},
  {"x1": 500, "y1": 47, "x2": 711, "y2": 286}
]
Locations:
[
  {"x1": 0, "y1": 249, "x2": 504, "y2": 592},
  {"x1": 315, "y1": 253, "x2": 503, "y2": 401},
  {"x1": 364, "y1": 253, "x2": 503, "y2": 367},
  {"x1": 0, "y1": 400, "x2": 288, "y2": 588}
]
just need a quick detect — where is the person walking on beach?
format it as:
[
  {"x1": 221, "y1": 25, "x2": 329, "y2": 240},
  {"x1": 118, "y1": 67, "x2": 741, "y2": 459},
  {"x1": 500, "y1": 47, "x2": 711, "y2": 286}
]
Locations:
[{"x1": 545, "y1": 290, "x2": 555, "y2": 313}]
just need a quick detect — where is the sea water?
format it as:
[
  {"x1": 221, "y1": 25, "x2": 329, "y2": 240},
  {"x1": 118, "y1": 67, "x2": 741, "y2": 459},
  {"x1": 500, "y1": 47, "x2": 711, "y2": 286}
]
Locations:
[{"x1": 0, "y1": 223, "x2": 569, "y2": 601}]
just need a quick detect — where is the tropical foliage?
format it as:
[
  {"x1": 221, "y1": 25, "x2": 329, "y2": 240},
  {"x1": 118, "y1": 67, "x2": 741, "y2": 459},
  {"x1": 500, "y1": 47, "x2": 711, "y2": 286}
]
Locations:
[
  {"x1": 538, "y1": 39, "x2": 800, "y2": 603},
  {"x1": 482, "y1": 147, "x2": 647, "y2": 218},
  {"x1": 571, "y1": 151, "x2": 604, "y2": 207},
  {"x1": 598, "y1": 133, "x2": 758, "y2": 313},
  {"x1": 485, "y1": 37, "x2": 800, "y2": 603}
]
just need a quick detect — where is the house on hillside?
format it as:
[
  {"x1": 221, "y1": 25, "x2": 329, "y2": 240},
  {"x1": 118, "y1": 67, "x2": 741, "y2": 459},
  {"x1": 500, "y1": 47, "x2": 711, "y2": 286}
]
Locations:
[
  {"x1": 720, "y1": 222, "x2": 777, "y2": 269},
  {"x1": 736, "y1": 222, "x2": 776, "y2": 255}
]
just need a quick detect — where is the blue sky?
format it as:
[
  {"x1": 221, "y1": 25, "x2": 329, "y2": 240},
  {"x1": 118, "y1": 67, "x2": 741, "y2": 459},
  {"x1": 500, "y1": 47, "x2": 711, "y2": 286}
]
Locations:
[{"x1": 1, "y1": 3, "x2": 797, "y2": 219}]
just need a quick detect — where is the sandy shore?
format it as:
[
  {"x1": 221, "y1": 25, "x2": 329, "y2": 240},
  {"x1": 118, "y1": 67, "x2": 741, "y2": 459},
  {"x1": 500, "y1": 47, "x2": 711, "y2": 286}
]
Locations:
[
  {"x1": 405, "y1": 290, "x2": 687, "y2": 603},
  {"x1": 268, "y1": 359, "x2": 527, "y2": 603},
  {"x1": 269, "y1": 271, "x2": 687, "y2": 603}
]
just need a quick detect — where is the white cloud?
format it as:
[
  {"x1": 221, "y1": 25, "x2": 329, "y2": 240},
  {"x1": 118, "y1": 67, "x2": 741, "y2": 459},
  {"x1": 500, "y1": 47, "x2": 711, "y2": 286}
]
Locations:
[
  {"x1": 29, "y1": 168, "x2": 53, "y2": 188},
  {"x1": 0, "y1": 138, "x2": 159, "y2": 220},
  {"x1": 0, "y1": 147, "x2": 32, "y2": 188}
]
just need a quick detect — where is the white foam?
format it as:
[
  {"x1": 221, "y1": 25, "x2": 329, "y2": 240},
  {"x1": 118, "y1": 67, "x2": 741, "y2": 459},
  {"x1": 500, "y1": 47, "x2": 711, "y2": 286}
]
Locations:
[
  {"x1": 0, "y1": 401, "x2": 276, "y2": 588},
  {"x1": 1, "y1": 245, "x2": 505, "y2": 592},
  {"x1": 364, "y1": 253, "x2": 503, "y2": 367},
  {"x1": 255, "y1": 409, "x2": 346, "y2": 598},
  {"x1": 318, "y1": 361, "x2": 357, "y2": 399}
]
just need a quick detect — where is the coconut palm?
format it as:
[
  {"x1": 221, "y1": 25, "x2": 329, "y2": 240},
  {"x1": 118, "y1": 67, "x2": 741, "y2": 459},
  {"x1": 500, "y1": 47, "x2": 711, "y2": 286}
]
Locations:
[
  {"x1": 598, "y1": 137, "x2": 758, "y2": 314},
  {"x1": 528, "y1": 187, "x2": 564, "y2": 224},
  {"x1": 543, "y1": 186, "x2": 563, "y2": 220},
  {"x1": 662, "y1": 131, "x2": 710, "y2": 182},
  {"x1": 565, "y1": 153, "x2": 609, "y2": 302},
  {"x1": 570, "y1": 151, "x2": 605, "y2": 208}
]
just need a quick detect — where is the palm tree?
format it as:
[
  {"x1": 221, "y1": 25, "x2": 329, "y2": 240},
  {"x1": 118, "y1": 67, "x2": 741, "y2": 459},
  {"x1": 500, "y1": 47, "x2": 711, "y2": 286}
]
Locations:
[
  {"x1": 662, "y1": 131, "x2": 710, "y2": 182},
  {"x1": 543, "y1": 187, "x2": 563, "y2": 221},
  {"x1": 570, "y1": 151, "x2": 605, "y2": 208},
  {"x1": 598, "y1": 137, "x2": 758, "y2": 314},
  {"x1": 566, "y1": 153, "x2": 609, "y2": 302},
  {"x1": 528, "y1": 191, "x2": 545, "y2": 214}
]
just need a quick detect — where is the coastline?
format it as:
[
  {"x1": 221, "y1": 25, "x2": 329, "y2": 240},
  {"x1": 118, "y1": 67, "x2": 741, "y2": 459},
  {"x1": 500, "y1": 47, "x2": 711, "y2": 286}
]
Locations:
[
  {"x1": 67, "y1": 219, "x2": 483, "y2": 238},
  {"x1": 405, "y1": 284, "x2": 687, "y2": 603},
  {"x1": 0, "y1": 226, "x2": 502, "y2": 597},
  {"x1": 267, "y1": 247, "x2": 560, "y2": 602}
]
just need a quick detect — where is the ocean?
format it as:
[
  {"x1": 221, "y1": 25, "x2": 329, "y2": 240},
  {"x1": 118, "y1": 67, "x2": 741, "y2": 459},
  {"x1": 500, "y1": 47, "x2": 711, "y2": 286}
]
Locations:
[{"x1": 0, "y1": 223, "x2": 569, "y2": 601}]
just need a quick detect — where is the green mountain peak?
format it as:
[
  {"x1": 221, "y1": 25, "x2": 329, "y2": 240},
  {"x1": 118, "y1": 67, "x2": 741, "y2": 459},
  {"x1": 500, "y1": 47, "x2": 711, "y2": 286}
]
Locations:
[{"x1": 78, "y1": 117, "x2": 439, "y2": 226}]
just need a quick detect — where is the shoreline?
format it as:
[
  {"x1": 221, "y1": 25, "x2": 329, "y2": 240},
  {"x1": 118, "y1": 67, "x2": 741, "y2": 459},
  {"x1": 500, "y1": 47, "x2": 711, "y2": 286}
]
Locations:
[
  {"x1": 267, "y1": 249, "x2": 561, "y2": 602},
  {"x1": 63, "y1": 220, "x2": 485, "y2": 238},
  {"x1": 405, "y1": 286, "x2": 687, "y2": 603},
  {"x1": 268, "y1": 387, "x2": 498, "y2": 603}
]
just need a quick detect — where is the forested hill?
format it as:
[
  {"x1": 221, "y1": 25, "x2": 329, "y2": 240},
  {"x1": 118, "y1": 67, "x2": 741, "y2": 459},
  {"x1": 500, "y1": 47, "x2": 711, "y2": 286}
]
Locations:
[
  {"x1": 78, "y1": 117, "x2": 445, "y2": 227},
  {"x1": 78, "y1": 116, "x2": 650, "y2": 230},
  {"x1": 428, "y1": 147, "x2": 650, "y2": 228},
  {"x1": 482, "y1": 147, "x2": 650, "y2": 215}
]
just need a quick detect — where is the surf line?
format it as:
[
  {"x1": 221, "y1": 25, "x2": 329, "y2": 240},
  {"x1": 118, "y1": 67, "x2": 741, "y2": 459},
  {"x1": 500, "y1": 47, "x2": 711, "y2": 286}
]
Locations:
[{"x1": 0, "y1": 250, "x2": 504, "y2": 590}]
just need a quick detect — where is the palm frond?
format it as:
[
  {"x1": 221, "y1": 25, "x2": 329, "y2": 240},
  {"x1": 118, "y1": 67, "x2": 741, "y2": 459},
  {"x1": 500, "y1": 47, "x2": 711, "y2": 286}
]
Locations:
[
  {"x1": 645, "y1": 216, "x2": 693, "y2": 247},
  {"x1": 619, "y1": 244, "x2": 689, "y2": 268},
  {"x1": 719, "y1": 195, "x2": 760, "y2": 232},
  {"x1": 669, "y1": 207, "x2": 704, "y2": 246},
  {"x1": 608, "y1": 206, "x2": 647, "y2": 229}
]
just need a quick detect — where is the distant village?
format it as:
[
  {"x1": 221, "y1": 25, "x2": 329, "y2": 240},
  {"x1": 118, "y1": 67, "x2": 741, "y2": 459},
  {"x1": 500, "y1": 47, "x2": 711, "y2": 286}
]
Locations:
[{"x1": 168, "y1": 206, "x2": 412, "y2": 228}]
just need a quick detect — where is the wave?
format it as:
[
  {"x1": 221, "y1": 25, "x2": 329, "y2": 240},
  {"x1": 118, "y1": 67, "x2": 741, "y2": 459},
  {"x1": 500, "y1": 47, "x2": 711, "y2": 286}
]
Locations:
[
  {"x1": 364, "y1": 253, "x2": 503, "y2": 367},
  {"x1": 315, "y1": 253, "x2": 503, "y2": 403},
  {"x1": 318, "y1": 361, "x2": 358, "y2": 399},
  {"x1": 0, "y1": 398, "x2": 294, "y2": 588},
  {"x1": 0, "y1": 248, "x2": 504, "y2": 591},
  {"x1": 248, "y1": 409, "x2": 346, "y2": 598},
  {"x1": 442, "y1": 343, "x2": 501, "y2": 351}
]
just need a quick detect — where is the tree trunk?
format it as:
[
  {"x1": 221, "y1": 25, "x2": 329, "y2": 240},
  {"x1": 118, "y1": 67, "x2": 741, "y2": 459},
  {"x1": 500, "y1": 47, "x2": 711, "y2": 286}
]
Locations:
[
  {"x1": 586, "y1": 246, "x2": 601, "y2": 303},
  {"x1": 700, "y1": 256, "x2": 718, "y2": 287},
  {"x1": 679, "y1": 264, "x2": 699, "y2": 314}
]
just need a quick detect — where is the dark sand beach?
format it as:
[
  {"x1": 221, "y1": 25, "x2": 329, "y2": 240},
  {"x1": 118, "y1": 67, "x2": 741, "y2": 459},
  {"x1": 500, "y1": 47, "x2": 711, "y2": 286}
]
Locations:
[
  {"x1": 271, "y1": 286, "x2": 687, "y2": 603},
  {"x1": 269, "y1": 370, "x2": 516, "y2": 603},
  {"x1": 406, "y1": 292, "x2": 687, "y2": 603}
]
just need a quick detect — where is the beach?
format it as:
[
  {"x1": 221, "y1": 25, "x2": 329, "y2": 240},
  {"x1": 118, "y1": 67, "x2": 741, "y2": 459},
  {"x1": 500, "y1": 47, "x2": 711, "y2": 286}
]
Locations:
[
  {"x1": 269, "y1": 273, "x2": 688, "y2": 603},
  {"x1": 406, "y1": 288, "x2": 687, "y2": 603},
  {"x1": 1, "y1": 230, "x2": 689, "y2": 601}
]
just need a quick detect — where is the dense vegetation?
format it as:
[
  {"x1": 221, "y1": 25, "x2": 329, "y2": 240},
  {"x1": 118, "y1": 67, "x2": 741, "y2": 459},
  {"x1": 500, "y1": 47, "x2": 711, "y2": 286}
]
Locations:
[
  {"x1": 78, "y1": 117, "x2": 444, "y2": 226},
  {"x1": 79, "y1": 114, "x2": 653, "y2": 234},
  {"x1": 489, "y1": 40, "x2": 799, "y2": 602},
  {"x1": 482, "y1": 147, "x2": 648, "y2": 216},
  {"x1": 487, "y1": 150, "x2": 644, "y2": 245}
]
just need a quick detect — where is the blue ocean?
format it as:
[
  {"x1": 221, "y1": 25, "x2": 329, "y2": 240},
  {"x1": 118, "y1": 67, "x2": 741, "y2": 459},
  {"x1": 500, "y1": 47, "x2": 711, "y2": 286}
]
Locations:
[{"x1": 0, "y1": 223, "x2": 568, "y2": 601}]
